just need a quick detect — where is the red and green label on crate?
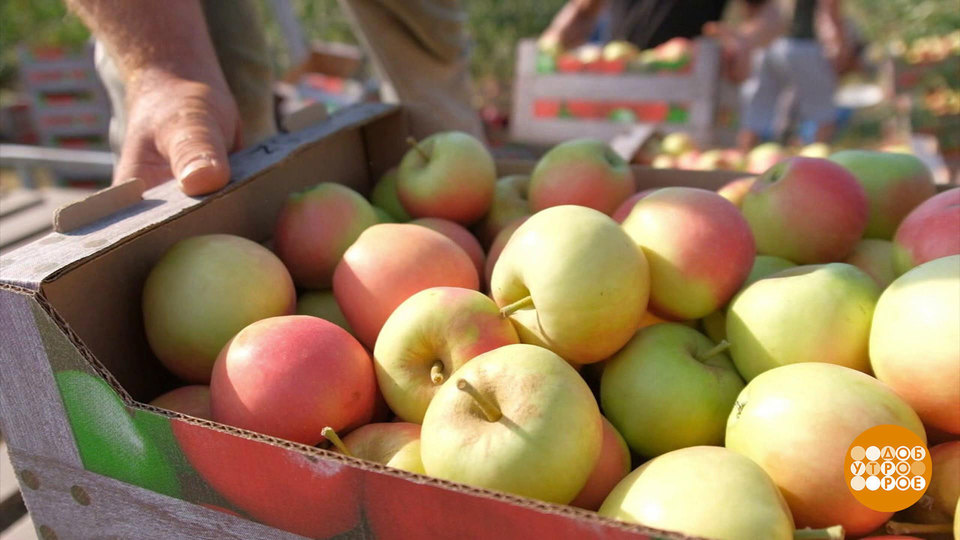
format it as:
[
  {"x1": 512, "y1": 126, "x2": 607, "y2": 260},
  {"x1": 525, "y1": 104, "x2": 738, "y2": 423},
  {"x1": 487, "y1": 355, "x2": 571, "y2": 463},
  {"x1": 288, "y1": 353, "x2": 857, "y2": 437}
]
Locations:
[{"x1": 533, "y1": 99, "x2": 690, "y2": 124}]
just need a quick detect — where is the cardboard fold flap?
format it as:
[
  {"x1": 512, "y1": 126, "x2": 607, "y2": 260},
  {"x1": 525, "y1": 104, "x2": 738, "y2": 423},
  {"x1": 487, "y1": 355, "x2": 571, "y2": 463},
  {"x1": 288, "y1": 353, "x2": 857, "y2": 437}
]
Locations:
[{"x1": 54, "y1": 179, "x2": 146, "y2": 234}]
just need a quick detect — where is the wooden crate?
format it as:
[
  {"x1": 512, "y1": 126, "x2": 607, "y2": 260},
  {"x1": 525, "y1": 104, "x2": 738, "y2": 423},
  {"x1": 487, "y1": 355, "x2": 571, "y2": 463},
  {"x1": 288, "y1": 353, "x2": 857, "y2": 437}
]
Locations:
[
  {"x1": 510, "y1": 39, "x2": 724, "y2": 147},
  {"x1": 0, "y1": 103, "x2": 749, "y2": 539}
]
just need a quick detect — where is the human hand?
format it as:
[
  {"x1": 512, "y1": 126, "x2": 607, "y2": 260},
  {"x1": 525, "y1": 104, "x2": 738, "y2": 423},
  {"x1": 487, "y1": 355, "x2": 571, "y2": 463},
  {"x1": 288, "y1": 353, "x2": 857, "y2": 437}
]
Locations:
[
  {"x1": 116, "y1": 70, "x2": 241, "y2": 196},
  {"x1": 703, "y1": 22, "x2": 753, "y2": 83}
]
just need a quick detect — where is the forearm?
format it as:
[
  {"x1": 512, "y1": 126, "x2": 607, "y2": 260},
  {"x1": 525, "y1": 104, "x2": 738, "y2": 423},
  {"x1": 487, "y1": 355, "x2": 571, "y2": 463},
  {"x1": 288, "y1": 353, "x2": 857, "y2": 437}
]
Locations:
[
  {"x1": 66, "y1": 0, "x2": 228, "y2": 91},
  {"x1": 737, "y1": 0, "x2": 785, "y2": 50},
  {"x1": 820, "y1": 0, "x2": 846, "y2": 52}
]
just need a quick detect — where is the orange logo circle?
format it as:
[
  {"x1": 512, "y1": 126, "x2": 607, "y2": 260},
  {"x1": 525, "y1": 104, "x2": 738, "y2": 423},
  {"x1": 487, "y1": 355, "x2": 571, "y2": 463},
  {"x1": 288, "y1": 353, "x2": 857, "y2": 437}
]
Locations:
[{"x1": 844, "y1": 424, "x2": 931, "y2": 512}]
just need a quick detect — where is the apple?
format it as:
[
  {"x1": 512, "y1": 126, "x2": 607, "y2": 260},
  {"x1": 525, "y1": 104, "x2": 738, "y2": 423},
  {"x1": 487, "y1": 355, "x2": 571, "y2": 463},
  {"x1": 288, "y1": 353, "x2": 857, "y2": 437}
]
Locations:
[
  {"x1": 599, "y1": 446, "x2": 795, "y2": 540},
  {"x1": 829, "y1": 150, "x2": 936, "y2": 239},
  {"x1": 483, "y1": 217, "x2": 528, "y2": 289},
  {"x1": 370, "y1": 168, "x2": 411, "y2": 221},
  {"x1": 333, "y1": 223, "x2": 479, "y2": 349},
  {"x1": 210, "y1": 315, "x2": 376, "y2": 445},
  {"x1": 651, "y1": 154, "x2": 676, "y2": 169},
  {"x1": 602, "y1": 323, "x2": 744, "y2": 457},
  {"x1": 528, "y1": 139, "x2": 635, "y2": 215},
  {"x1": 717, "y1": 176, "x2": 756, "y2": 207},
  {"x1": 676, "y1": 150, "x2": 701, "y2": 170},
  {"x1": 149, "y1": 385, "x2": 211, "y2": 420},
  {"x1": 373, "y1": 287, "x2": 519, "y2": 423},
  {"x1": 725, "y1": 362, "x2": 926, "y2": 535},
  {"x1": 727, "y1": 263, "x2": 879, "y2": 380},
  {"x1": 903, "y1": 441, "x2": 960, "y2": 524},
  {"x1": 870, "y1": 255, "x2": 960, "y2": 434},
  {"x1": 397, "y1": 131, "x2": 496, "y2": 224},
  {"x1": 420, "y1": 344, "x2": 602, "y2": 504},
  {"x1": 273, "y1": 183, "x2": 378, "y2": 289},
  {"x1": 655, "y1": 37, "x2": 692, "y2": 68},
  {"x1": 410, "y1": 218, "x2": 485, "y2": 278},
  {"x1": 746, "y1": 142, "x2": 787, "y2": 174},
  {"x1": 569, "y1": 417, "x2": 631, "y2": 511},
  {"x1": 602, "y1": 41, "x2": 639, "y2": 62},
  {"x1": 491, "y1": 206, "x2": 649, "y2": 364},
  {"x1": 844, "y1": 238, "x2": 898, "y2": 288},
  {"x1": 475, "y1": 175, "x2": 531, "y2": 247},
  {"x1": 722, "y1": 149, "x2": 746, "y2": 170},
  {"x1": 741, "y1": 157, "x2": 869, "y2": 263},
  {"x1": 696, "y1": 149, "x2": 727, "y2": 170},
  {"x1": 798, "y1": 142, "x2": 831, "y2": 158},
  {"x1": 611, "y1": 189, "x2": 657, "y2": 223},
  {"x1": 892, "y1": 188, "x2": 960, "y2": 275},
  {"x1": 143, "y1": 234, "x2": 296, "y2": 383},
  {"x1": 661, "y1": 132, "x2": 695, "y2": 156},
  {"x1": 700, "y1": 310, "x2": 726, "y2": 343},
  {"x1": 373, "y1": 206, "x2": 396, "y2": 223},
  {"x1": 743, "y1": 254, "x2": 797, "y2": 287},
  {"x1": 295, "y1": 289, "x2": 352, "y2": 334},
  {"x1": 323, "y1": 422, "x2": 424, "y2": 474},
  {"x1": 622, "y1": 187, "x2": 755, "y2": 320}
]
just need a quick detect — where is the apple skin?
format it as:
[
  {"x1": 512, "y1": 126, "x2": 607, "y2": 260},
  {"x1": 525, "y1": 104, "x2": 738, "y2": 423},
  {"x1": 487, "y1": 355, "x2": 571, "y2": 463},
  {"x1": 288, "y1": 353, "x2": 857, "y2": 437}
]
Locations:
[
  {"x1": 870, "y1": 255, "x2": 960, "y2": 434},
  {"x1": 410, "y1": 218, "x2": 485, "y2": 278},
  {"x1": 844, "y1": 238, "x2": 898, "y2": 288},
  {"x1": 333, "y1": 223, "x2": 479, "y2": 349},
  {"x1": 295, "y1": 289, "x2": 352, "y2": 334},
  {"x1": 651, "y1": 154, "x2": 676, "y2": 169},
  {"x1": 601, "y1": 324, "x2": 745, "y2": 458},
  {"x1": 475, "y1": 175, "x2": 531, "y2": 247},
  {"x1": 741, "y1": 157, "x2": 869, "y2": 263},
  {"x1": 210, "y1": 316, "x2": 376, "y2": 445},
  {"x1": 335, "y1": 422, "x2": 424, "y2": 474},
  {"x1": 746, "y1": 142, "x2": 787, "y2": 174},
  {"x1": 397, "y1": 131, "x2": 496, "y2": 225},
  {"x1": 491, "y1": 206, "x2": 649, "y2": 364},
  {"x1": 171, "y1": 419, "x2": 361, "y2": 538},
  {"x1": 829, "y1": 150, "x2": 936, "y2": 239},
  {"x1": 273, "y1": 183, "x2": 378, "y2": 289},
  {"x1": 371, "y1": 168, "x2": 411, "y2": 221},
  {"x1": 725, "y1": 362, "x2": 926, "y2": 535},
  {"x1": 569, "y1": 417, "x2": 631, "y2": 511},
  {"x1": 599, "y1": 446, "x2": 794, "y2": 540},
  {"x1": 528, "y1": 139, "x2": 635, "y2": 215},
  {"x1": 149, "y1": 385, "x2": 211, "y2": 420},
  {"x1": 798, "y1": 142, "x2": 831, "y2": 158},
  {"x1": 373, "y1": 287, "x2": 519, "y2": 423},
  {"x1": 622, "y1": 187, "x2": 755, "y2": 320},
  {"x1": 143, "y1": 234, "x2": 296, "y2": 383},
  {"x1": 716, "y1": 176, "x2": 756, "y2": 208},
  {"x1": 727, "y1": 263, "x2": 880, "y2": 380},
  {"x1": 483, "y1": 217, "x2": 528, "y2": 289},
  {"x1": 903, "y1": 441, "x2": 960, "y2": 523},
  {"x1": 743, "y1": 254, "x2": 797, "y2": 287},
  {"x1": 660, "y1": 132, "x2": 695, "y2": 156},
  {"x1": 420, "y1": 344, "x2": 602, "y2": 504},
  {"x1": 892, "y1": 188, "x2": 960, "y2": 275},
  {"x1": 611, "y1": 189, "x2": 657, "y2": 223}
]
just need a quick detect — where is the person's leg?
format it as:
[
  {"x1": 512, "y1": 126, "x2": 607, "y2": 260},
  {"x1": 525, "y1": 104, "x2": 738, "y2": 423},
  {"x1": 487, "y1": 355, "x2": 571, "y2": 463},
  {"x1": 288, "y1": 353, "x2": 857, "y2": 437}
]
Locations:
[
  {"x1": 338, "y1": 0, "x2": 484, "y2": 140},
  {"x1": 738, "y1": 41, "x2": 785, "y2": 151},
  {"x1": 782, "y1": 38, "x2": 836, "y2": 144}
]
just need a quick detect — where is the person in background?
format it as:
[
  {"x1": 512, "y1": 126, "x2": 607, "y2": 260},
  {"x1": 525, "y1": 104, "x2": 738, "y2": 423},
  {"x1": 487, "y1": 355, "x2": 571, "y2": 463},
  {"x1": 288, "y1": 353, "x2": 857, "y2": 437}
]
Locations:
[
  {"x1": 66, "y1": 0, "x2": 483, "y2": 196},
  {"x1": 539, "y1": 0, "x2": 785, "y2": 83},
  {"x1": 736, "y1": 0, "x2": 850, "y2": 148}
]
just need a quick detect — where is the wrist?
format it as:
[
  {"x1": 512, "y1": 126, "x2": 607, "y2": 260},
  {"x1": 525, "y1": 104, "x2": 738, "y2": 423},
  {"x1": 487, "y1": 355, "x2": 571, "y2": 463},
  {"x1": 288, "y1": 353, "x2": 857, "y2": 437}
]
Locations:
[{"x1": 128, "y1": 65, "x2": 229, "y2": 97}]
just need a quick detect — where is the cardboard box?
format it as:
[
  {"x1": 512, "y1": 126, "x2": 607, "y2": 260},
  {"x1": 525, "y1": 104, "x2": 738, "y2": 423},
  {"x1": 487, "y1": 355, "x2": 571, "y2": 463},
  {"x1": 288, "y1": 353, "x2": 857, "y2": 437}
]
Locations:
[{"x1": 0, "y1": 103, "x2": 742, "y2": 539}]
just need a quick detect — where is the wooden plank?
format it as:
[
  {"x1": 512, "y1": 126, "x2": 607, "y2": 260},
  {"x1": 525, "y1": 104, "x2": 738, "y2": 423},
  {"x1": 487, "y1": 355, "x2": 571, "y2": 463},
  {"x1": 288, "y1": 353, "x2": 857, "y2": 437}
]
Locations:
[
  {"x1": 0, "y1": 192, "x2": 43, "y2": 219},
  {"x1": 10, "y1": 450, "x2": 310, "y2": 540},
  {"x1": 0, "y1": 145, "x2": 113, "y2": 178}
]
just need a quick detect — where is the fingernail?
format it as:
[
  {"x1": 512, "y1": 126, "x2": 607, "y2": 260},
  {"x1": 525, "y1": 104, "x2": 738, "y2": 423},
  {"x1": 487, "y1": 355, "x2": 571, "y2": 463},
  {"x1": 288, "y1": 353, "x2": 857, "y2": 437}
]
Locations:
[{"x1": 179, "y1": 157, "x2": 215, "y2": 183}]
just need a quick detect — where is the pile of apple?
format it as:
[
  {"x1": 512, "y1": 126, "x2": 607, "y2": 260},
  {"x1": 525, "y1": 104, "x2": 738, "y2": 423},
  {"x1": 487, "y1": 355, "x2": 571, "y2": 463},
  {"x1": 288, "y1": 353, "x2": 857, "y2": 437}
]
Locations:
[
  {"x1": 537, "y1": 38, "x2": 694, "y2": 76},
  {"x1": 142, "y1": 130, "x2": 960, "y2": 540},
  {"x1": 889, "y1": 32, "x2": 960, "y2": 65}
]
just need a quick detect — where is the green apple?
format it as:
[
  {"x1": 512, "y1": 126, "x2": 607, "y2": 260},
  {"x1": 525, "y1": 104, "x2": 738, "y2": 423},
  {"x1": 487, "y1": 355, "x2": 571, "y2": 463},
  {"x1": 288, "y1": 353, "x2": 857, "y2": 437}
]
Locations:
[
  {"x1": 373, "y1": 287, "x2": 519, "y2": 423},
  {"x1": 744, "y1": 254, "x2": 797, "y2": 287},
  {"x1": 829, "y1": 150, "x2": 936, "y2": 239},
  {"x1": 420, "y1": 344, "x2": 602, "y2": 504},
  {"x1": 475, "y1": 175, "x2": 531, "y2": 247},
  {"x1": 798, "y1": 142, "x2": 831, "y2": 158},
  {"x1": 661, "y1": 132, "x2": 696, "y2": 157},
  {"x1": 373, "y1": 206, "x2": 396, "y2": 223},
  {"x1": 727, "y1": 263, "x2": 880, "y2": 380},
  {"x1": 323, "y1": 423, "x2": 424, "y2": 474},
  {"x1": 397, "y1": 132, "x2": 496, "y2": 224},
  {"x1": 599, "y1": 446, "x2": 794, "y2": 540},
  {"x1": 490, "y1": 206, "x2": 649, "y2": 364},
  {"x1": 601, "y1": 324, "x2": 744, "y2": 457},
  {"x1": 726, "y1": 362, "x2": 926, "y2": 535},
  {"x1": 602, "y1": 41, "x2": 640, "y2": 62},
  {"x1": 370, "y1": 168, "x2": 411, "y2": 221},
  {"x1": 296, "y1": 289, "x2": 352, "y2": 334},
  {"x1": 870, "y1": 255, "x2": 960, "y2": 434},
  {"x1": 844, "y1": 238, "x2": 898, "y2": 288}
]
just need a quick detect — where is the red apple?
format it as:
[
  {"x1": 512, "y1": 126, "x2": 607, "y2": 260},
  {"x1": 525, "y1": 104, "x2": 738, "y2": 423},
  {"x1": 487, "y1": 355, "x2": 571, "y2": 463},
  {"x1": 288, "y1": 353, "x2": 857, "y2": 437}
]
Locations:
[
  {"x1": 149, "y1": 385, "x2": 211, "y2": 420},
  {"x1": 570, "y1": 417, "x2": 631, "y2": 511},
  {"x1": 741, "y1": 157, "x2": 869, "y2": 263},
  {"x1": 333, "y1": 223, "x2": 479, "y2": 348},
  {"x1": 210, "y1": 316, "x2": 376, "y2": 445},
  {"x1": 611, "y1": 189, "x2": 657, "y2": 223},
  {"x1": 892, "y1": 188, "x2": 960, "y2": 275},
  {"x1": 273, "y1": 183, "x2": 378, "y2": 289},
  {"x1": 333, "y1": 422, "x2": 424, "y2": 474},
  {"x1": 410, "y1": 218, "x2": 485, "y2": 279},
  {"x1": 528, "y1": 139, "x2": 635, "y2": 215},
  {"x1": 622, "y1": 187, "x2": 755, "y2": 319}
]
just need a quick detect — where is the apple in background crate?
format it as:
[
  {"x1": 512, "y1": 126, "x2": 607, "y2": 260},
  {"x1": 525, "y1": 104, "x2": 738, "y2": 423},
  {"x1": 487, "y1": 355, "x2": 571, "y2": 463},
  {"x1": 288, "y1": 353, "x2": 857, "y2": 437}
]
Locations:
[{"x1": 527, "y1": 139, "x2": 635, "y2": 215}]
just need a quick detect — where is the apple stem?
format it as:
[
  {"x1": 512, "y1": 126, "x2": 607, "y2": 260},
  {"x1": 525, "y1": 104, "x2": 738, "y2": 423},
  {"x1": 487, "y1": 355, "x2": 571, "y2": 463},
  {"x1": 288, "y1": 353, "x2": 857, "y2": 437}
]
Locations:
[
  {"x1": 885, "y1": 521, "x2": 952, "y2": 535},
  {"x1": 500, "y1": 295, "x2": 533, "y2": 318},
  {"x1": 792, "y1": 525, "x2": 845, "y2": 540},
  {"x1": 430, "y1": 360, "x2": 445, "y2": 385},
  {"x1": 697, "y1": 340, "x2": 731, "y2": 362},
  {"x1": 456, "y1": 379, "x2": 502, "y2": 422},
  {"x1": 321, "y1": 426, "x2": 354, "y2": 457},
  {"x1": 406, "y1": 136, "x2": 429, "y2": 161}
]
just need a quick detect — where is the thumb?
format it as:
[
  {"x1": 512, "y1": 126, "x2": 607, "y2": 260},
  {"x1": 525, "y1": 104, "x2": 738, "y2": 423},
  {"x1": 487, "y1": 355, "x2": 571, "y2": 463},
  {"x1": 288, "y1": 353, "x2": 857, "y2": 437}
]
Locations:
[{"x1": 157, "y1": 108, "x2": 232, "y2": 197}]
